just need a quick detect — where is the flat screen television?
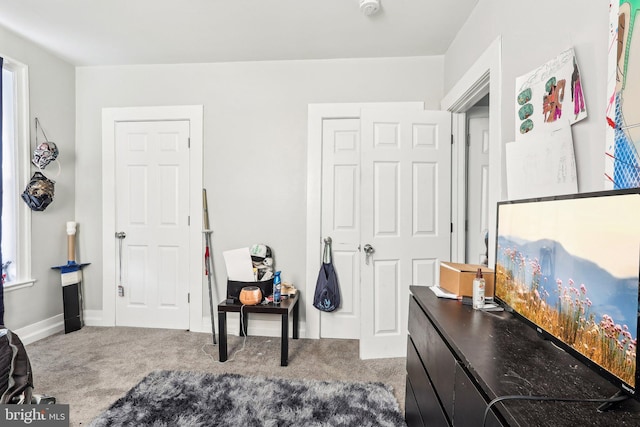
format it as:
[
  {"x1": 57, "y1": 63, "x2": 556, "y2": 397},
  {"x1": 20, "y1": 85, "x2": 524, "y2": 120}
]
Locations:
[{"x1": 495, "y1": 189, "x2": 640, "y2": 402}]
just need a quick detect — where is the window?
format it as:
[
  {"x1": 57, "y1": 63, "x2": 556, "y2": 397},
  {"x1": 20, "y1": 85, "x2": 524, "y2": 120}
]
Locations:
[{"x1": 2, "y1": 56, "x2": 33, "y2": 290}]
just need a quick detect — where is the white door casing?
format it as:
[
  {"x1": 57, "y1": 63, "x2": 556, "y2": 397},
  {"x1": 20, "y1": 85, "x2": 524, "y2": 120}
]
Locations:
[
  {"x1": 359, "y1": 108, "x2": 452, "y2": 359},
  {"x1": 466, "y1": 109, "x2": 490, "y2": 265},
  {"x1": 320, "y1": 119, "x2": 361, "y2": 339},
  {"x1": 114, "y1": 120, "x2": 190, "y2": 329},
  {"x1": 306, "y1": 102, "x2": 424, "y2": 342},
  {"x1": 443, "y1": 37, "x2": 502, "y2": 266},
  {"x1": 102, "y1": 105, "x2": 204, "y2": 331}
]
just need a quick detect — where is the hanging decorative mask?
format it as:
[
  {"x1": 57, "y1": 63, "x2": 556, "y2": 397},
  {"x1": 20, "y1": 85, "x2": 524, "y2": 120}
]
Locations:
[
  {"x1": 21, "y1": 171, "x2": 55, "y2": 211},
  {"x1": 32, "y1": 117, "x2": 59, "y2": 170},
  {"x1": 32, "y1": 141, "x2": 59, "y2": 169}
]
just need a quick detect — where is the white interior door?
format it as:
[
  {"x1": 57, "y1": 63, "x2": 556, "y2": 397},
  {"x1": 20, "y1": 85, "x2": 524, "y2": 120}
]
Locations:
[
  {"x1": 114, "y1": 120, "x2": 191, "y2": 329},
  {"x1": 359, "y1": 108, "x2": 451, "y2": 359},
  {"x1": 320, "y1": 119, "x2": 361, "y2": 339},
  {"x1": 466, "y1": 109, "x2": 490, "y2": 265}
]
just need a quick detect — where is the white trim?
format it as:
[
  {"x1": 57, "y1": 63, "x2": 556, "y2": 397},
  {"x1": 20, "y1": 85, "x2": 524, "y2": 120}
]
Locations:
[
  {"x1": 2, "y1": 55, "x2": 32, "y2": 285},
  {"x1": 441, "y1": 37, "x2": 502, "y2": 267},
  {"x1": 305, "y1": 102, "x2": 423, "y2": 340},
  {"x1": 101, "y1": 105, "x2": 204, "y2": 331},
  {"x1": 14, "y1": 314, "x2": 64, "y2": 345},
  {"x1": 15, "y1": 61, "x2": 31, "y2": 282},
  {"x1": 450, "y1": 112, "x2": 466, "y2": 262},
  {"x1": 442, "y1": 71, "x2": 491, "y2": 113},
  {"x1": 223, "y1": 314, "x2": 307, "y2": 339},
  {"x1": 3, "y1": 278, "x2": 36, "y2": 292},
  {"x1": 82, "y1": 309, "x2": 103, "y2": 326}
]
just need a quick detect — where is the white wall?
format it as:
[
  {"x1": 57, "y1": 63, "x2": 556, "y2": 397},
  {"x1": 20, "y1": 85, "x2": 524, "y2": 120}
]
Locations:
[
  {"x1": 445, "y1": 0, "x2": 609, "y2": 194},
  {"x1": 1, "y1": 26, "x2": 76, "y2": 330},
  {"x1": 4, "y1": 0, "x2": 612, "y2": 337},
  {"x1": 75, "y1": 56, "x2": 445, "y2": 330}
]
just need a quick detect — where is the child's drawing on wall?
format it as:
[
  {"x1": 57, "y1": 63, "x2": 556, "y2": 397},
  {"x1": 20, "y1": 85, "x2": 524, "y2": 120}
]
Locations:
[
  {"x1": 515, "y1": 48, "x2": 587, "y2": 141},
  {"x1": 571, "y1": 58, "x2": 585, "y2": 120},
  {"x1": 606, "y1": 0, "x2": 640, "y2": 188},
  {"x1": 542, "y1": 77, "x2": 566, "y2": 123}
]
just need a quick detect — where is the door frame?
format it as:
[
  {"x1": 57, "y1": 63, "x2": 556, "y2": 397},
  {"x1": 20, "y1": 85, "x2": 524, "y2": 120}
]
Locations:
[
  {"x1": 441, "y1": 37, "x2": 503, "y2": 267},
  {"x1": 305, "y1": 102, "x2": 424, "y2": 340},
  {"x1": 464, "y1": 106, "x2": 490, "y2": 265},
  {"x1": 101, "y1": 105, "x2": 204, "y2": 330}
]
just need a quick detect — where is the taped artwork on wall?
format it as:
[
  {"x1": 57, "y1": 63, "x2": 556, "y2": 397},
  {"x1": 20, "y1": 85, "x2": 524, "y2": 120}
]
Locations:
[
  {"x1": 514, "y1": 48, "x2": 587, "y2": 142},
  {"x1": 505, "y1": 119, "x2": 577, "y2": 200},
  {"x1": 606, "y1": 0, "x2": 640, "y2": 189}
]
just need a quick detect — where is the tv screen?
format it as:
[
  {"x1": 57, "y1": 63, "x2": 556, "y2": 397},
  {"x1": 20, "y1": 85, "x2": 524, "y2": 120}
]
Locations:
[{"x1": 495, "y1": 189, "x2": 640, "y2": 399}]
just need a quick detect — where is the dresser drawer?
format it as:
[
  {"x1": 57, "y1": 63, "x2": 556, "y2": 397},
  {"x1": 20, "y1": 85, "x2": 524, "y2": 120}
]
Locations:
[
  {"x1": 405, "y1": 376, "x2": 425, "y2": 427},
  {"x1": 453, "y1": 362, "x2": 505, "y2": 427},
  {"x1": 407, "y1": 338, "x2": 450, "y2": 427},
  {"x1": 408, "y1": 297, "x2": 456, "y2": 420}
]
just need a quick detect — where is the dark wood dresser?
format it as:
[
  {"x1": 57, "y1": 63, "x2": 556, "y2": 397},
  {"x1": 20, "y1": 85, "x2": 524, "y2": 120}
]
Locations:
[{"x1": 405, "y1": 285, "x2": 640, "y2": 426}]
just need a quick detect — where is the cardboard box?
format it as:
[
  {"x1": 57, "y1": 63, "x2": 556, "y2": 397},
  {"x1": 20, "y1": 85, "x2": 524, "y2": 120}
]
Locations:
[{"x1": 439, "y1": 262, "x2": 494, "y2": 297}]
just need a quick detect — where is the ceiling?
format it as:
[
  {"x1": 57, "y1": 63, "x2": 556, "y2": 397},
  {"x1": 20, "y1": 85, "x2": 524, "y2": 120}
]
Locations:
[{"x1": 0, "y1": 0, "x2": 479, "y2": 67}]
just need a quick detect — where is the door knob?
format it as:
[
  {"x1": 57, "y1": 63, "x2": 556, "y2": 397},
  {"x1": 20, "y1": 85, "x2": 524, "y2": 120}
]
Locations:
[{"x1": 364, "y1": 244, "x2": 375, "y2": 265}]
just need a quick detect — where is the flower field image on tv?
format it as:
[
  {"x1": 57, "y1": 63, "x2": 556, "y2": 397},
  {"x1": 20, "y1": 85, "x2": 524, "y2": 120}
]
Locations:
[{"x1": 495, "y1": 194, "x2": 640, "y2": 387}]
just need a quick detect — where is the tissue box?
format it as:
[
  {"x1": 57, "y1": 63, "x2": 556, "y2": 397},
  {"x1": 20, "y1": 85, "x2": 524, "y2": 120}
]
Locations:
[{"x1": 439, "y1": 262, "x2": 494, "y2": 297}]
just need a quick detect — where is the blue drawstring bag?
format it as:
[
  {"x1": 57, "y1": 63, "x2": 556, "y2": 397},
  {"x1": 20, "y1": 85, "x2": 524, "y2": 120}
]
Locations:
[{"x1": 313, "y1": 239, "x2": 340, "y2": 312}]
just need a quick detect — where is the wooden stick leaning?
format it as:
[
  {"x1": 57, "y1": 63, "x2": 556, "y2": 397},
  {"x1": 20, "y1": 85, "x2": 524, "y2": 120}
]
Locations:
[{"x1": 203, "y1": 189, "x2": 217, "y2": 345}]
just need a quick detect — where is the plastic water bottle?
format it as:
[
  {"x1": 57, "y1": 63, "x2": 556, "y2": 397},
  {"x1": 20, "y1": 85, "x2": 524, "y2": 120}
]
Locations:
[
  {"x1": 273, "y1": 271, "x2": 282, "y2": 304},
  {"x1": 473, "y1": 268, "x2": 485, "y2": 310}
]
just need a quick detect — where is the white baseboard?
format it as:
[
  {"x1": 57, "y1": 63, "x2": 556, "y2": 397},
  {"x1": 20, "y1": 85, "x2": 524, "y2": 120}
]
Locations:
[
  {"x1": 15, "y1": 314, "x2": 64, "y2": 345},
  {"x1": 219, "y1": 314, "x2": 307, "y2": 339},
  {"x1": 14, "y1": 310, "x2": 103, "y2": 345},
  {"x1": 80, "y1": 311, "x2": 310, "y2": 339},
  {"x1": 14, "y1": 311, "x2": 310, "y2": 345},
  {"x1": 83, "y1": 309, "x2": 104, "y2": 326},
  {"x1": 189, "y1": 317, "x2": 209, "y2": 334}
]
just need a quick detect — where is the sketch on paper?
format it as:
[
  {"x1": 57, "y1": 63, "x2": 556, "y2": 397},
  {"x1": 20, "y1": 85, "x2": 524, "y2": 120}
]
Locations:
[
  {"x1": 515, "y1": 48, "x2": 587, "y2": 141},
  {"x1": 505, "y1": 121, "x2": 578, "y2": 200},
  {"x1": 606, "y1": 1, "x2": 640, "y2": 189}
]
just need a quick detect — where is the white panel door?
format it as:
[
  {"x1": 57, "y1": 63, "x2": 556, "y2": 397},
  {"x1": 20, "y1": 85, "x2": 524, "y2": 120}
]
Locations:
[
  {"x1": 359, "y1": 109, "x2": 451, "y2": 359},
  {"x1": 320, "y1": 119, "x2": 361, "y2": 338},
  {"x1": 466, "y1": 112, "x2": 490, "y2": 265},
  {"x1": 115, "y1": 120, "x2": 190, "y2": 329}
]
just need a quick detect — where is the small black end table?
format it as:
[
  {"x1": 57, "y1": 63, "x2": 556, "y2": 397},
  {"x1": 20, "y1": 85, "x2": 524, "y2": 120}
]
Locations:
[{"x1": 218, "y1": 293, "x2": 299, "y2": 366}]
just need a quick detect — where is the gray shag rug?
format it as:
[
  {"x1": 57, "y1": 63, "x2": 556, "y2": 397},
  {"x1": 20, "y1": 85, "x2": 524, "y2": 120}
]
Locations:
[{"x1": 90, "y1": 370, "x2": 406, "y2": 427}]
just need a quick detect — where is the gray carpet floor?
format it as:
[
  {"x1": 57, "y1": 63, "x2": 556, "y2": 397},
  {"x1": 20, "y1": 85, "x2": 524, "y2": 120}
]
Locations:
[{"x1": 25, "y1": 326, "x2": 407, "y2": 426}]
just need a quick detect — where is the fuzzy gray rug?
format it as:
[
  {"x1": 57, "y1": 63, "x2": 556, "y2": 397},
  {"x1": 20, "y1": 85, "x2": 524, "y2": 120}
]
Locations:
[{"x1": 90, "y1": 370, "x2": 406, "y2": 426}]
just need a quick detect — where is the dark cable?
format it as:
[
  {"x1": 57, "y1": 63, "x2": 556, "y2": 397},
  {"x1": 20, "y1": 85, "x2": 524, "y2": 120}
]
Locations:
[{"x1": 482, "y1": 393, "x2": 629, "y2": 426}]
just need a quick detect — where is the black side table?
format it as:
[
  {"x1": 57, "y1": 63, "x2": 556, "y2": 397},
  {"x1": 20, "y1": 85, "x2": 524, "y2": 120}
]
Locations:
[{"x1": 218, "y1": 293, "x2": 299, "y2": 366}]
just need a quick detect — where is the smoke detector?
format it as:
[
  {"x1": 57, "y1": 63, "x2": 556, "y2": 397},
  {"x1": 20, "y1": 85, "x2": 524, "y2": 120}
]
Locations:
[{"x1": 359, "y1": 0, "x2": 380, "y2": 16}]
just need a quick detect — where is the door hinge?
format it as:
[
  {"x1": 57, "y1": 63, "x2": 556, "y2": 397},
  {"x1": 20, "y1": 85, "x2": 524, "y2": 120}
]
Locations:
[
  {"x1": 451, "y1": 222, "x2": 454, "y2": 233},
  {"x1": 188, "y1": 293, "x2": 190, "y2": 303},
  {"x1": 188, "y1": 216, "x2": 190, "y2": 226},
  {"x1": 188, "y1": 137, "x2": 191, "y2": 148},
  {"x1": 465, "y1": 219, "x2": 469, "y2": 232},
  {"x1": 451, "y1": 134, "x2": 454, "y2": 145}
]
